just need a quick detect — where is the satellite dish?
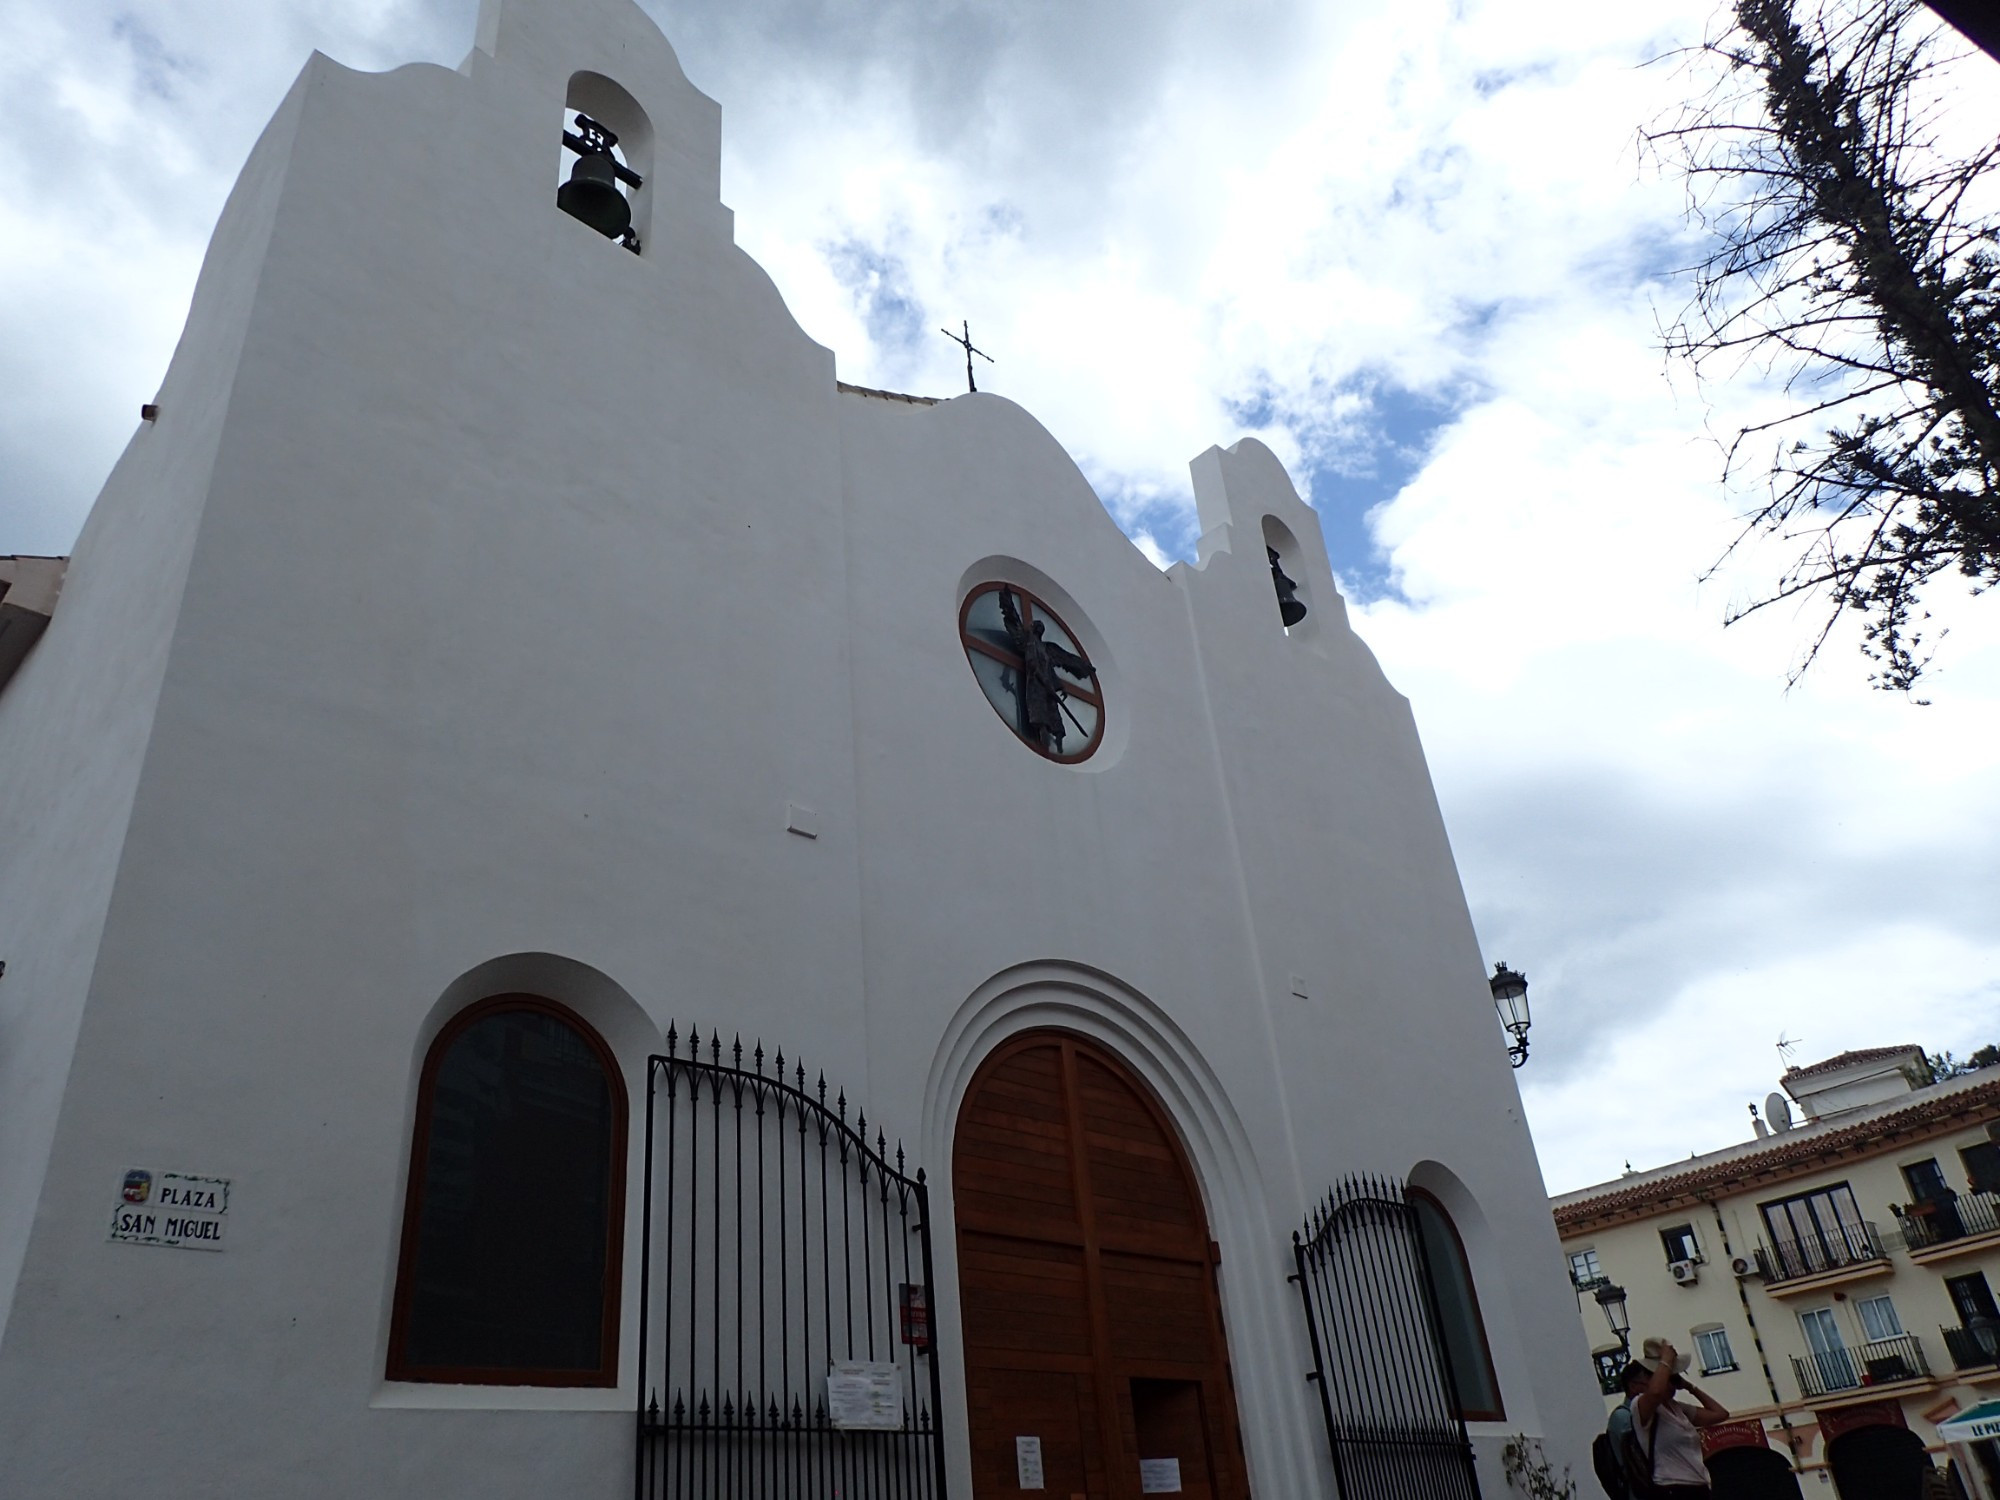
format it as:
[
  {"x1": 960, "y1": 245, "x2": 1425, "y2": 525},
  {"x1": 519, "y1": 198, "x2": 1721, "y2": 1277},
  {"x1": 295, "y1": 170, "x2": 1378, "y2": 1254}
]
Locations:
[{"x1": 1765, "y1": 1092, "x2": 1794, "y2": 1133}]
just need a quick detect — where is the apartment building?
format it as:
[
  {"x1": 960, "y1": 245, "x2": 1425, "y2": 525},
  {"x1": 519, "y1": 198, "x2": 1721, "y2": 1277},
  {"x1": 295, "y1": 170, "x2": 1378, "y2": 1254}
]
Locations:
[{"x1": 1554, "y1": 1048, "x2": 2000, "y2": 1500}]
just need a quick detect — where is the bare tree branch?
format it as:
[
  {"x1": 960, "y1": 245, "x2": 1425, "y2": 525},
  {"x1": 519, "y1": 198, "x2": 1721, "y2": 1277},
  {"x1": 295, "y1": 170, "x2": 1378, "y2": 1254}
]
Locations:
[{"x1": 1645, "y1": 0, "x2": 2000, "y2": 691}]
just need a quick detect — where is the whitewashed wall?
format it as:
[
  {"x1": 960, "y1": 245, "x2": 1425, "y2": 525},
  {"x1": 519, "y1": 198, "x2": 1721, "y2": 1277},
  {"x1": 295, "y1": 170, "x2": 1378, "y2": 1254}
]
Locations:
[{"x1": 0, "y1": 0, "x2": 1601, "y2": 1493}]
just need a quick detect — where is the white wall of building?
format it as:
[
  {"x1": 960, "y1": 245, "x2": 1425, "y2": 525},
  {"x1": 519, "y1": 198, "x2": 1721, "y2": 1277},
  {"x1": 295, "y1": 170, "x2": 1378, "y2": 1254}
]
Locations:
[{"x1": 0, "y1": 0, "x2": 1602, "y2": 1493}]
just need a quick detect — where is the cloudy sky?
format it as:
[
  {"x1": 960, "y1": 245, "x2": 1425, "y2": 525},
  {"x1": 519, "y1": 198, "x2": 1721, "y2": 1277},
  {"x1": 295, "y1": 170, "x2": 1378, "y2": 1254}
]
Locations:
[{"x1": 3, "y1": 0, "x2": 1997, "y2": 1194}]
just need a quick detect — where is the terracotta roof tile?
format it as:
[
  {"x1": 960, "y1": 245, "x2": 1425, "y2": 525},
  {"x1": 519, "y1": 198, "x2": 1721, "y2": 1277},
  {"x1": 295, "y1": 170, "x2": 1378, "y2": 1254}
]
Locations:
[
  {"x1": 1781, "y1": 1045, "x2": 1922, "y2": 1080},
  {"x1": 1552, "y1": 1071, "x2": 2000, "y2": 1235},
  {"x1": 836, "y1": 381, "x2": 939, "y2": 406}
]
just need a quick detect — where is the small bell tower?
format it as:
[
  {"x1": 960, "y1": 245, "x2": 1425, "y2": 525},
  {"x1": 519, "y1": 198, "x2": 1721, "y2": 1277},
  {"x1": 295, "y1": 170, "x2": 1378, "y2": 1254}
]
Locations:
[{"x1": 558, "y1": 112, "x2": 642, "y2": 251}]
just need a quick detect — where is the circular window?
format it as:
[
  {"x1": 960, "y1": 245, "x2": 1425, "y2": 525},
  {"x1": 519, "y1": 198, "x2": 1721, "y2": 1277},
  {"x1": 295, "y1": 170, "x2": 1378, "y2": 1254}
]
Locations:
[{"x1": 959, "y1": 582, "x2": 1105, "y2": 763}]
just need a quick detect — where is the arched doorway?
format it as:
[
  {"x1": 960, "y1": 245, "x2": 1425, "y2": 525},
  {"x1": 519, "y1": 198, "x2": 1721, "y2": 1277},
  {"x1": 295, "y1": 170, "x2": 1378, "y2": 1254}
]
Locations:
[
  {"x1": 953, "y1": 1032, "x2": 1248, "y2": 1499},
  {"x1": 1826, "y1": 1423, "x2": 1926, "y2": 1500},
  {"x1": 1707, "y1": 1445, "x2": 1804, "y2": 1500}
]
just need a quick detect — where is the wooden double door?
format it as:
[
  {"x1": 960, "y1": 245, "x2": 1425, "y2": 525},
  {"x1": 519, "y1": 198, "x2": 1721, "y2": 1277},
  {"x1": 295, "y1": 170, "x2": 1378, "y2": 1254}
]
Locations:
[{"x1": 953, "y1": 1033, "x2": 1249, "y2": 1500}]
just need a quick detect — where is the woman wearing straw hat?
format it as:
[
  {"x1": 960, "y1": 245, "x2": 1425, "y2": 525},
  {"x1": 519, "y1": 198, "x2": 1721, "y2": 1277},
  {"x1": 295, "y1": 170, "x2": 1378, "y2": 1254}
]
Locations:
[{"x1": 1616, "y1": 1337, "x2": 1732, "y2": 1496}]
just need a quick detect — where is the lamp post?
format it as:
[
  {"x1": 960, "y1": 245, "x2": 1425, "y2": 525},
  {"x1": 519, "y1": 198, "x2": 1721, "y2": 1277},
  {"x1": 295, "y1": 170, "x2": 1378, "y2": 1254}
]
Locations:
[
  {"x1": 1594, "y1": 1281, "x2": 1632, "y2": 1358},
  {"x1": 1489, "y1": 962, "x2": 1531, "y2": 1068},
  {"x1": 1972, "y1": 1311, "x2": 2000, "y2": 1364}
]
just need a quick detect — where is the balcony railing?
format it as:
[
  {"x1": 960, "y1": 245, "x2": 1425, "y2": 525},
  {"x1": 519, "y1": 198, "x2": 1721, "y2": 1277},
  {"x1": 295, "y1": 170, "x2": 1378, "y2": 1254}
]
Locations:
[
  {"x1": 1792, "y1": 1334, "x2": 1931, "y2": 1399},
  {"x1": 1897, "y1": 1191, "x2": 2000, "y2": 1251},
  {"x1": 1943, "y1": 1324, "x2": 2000, "y2": 1372},
  {"x1": 1755, "y1": 1220, "x2": 1884, "y2": 1282}
]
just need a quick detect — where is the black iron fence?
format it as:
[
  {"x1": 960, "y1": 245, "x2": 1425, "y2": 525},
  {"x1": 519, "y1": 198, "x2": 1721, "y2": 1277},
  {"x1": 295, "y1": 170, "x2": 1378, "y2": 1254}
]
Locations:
[
  {"x1": 1755, "y1": 1221, "x2": 1884, "y2": 1283},
  {"x1": 1291, "y1": 1175, "x2": 1482, "y2": 1500},
  {"x1": 634, "y1": 1028, "x2": 948, "y2": 1500},
  {"x1": 1791, "y1": 1333, "x2": 1930, "y2": 1398},
  {"x1": 1943, "y1": 1323, "x2": 2000, "y2": 1371},
  {"x1": 1897, "y1": 1192, "x2": 2000, "y2": 1250}
]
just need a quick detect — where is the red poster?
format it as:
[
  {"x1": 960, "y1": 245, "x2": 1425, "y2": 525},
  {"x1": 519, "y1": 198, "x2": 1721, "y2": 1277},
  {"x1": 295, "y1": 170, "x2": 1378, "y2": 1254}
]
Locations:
[{"x1": 899, "y1": 1282, "x2": 930, "y2": 1349}]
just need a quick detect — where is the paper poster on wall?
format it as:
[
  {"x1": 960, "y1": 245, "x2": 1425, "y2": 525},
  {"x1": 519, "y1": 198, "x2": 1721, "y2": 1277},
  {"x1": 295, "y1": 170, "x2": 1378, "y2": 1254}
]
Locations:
[
  {"x1": 107, "y1": 1169, "x2": 230, "y2": 1251},
  {"x1": 1015, "y1": 1435, "x2": 1044, "y2": 1490},
  {"x1": 826, "y1": 1361, "x2": 903, "y2": 1430},
  {"x1": 1139, "y1": 1457, "x2": 1183, "y2": 1493}
]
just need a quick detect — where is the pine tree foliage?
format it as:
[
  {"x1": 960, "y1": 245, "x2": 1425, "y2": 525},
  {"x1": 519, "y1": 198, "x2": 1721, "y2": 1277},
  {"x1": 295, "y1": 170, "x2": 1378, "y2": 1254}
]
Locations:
[{"x1": 1648, "y1": 0, "x2": 2000, "y2": 690}]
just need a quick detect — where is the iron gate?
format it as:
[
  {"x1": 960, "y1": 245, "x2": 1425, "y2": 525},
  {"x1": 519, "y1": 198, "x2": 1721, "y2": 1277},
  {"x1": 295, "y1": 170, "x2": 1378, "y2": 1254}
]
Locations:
[
  {"x1": 1290, "y1": 1175, "x2": 1483, "y2": 1500},
  {"x1": 635, "y1": 1028, "x2": 949, "y2": 1500}
]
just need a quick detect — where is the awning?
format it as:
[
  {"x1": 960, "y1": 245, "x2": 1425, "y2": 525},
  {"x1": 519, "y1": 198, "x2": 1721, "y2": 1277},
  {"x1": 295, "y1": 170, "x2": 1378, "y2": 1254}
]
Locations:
[{"x1": 1939, "y1": 1401, "x2": 2000, "y2": 1444}]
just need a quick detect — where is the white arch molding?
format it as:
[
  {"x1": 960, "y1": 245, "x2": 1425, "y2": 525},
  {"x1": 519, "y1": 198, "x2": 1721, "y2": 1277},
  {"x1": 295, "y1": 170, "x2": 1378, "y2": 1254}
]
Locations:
[
  {"x1": 1407, "y1": 1157, "x2": 1546, "y2": 1439},
  {"x1": 922, "y1": 959, "x2": 1331, "y2": 1500},
  {"x1": 371, "y1": 951, "x2": 662, "y2": 1410}
]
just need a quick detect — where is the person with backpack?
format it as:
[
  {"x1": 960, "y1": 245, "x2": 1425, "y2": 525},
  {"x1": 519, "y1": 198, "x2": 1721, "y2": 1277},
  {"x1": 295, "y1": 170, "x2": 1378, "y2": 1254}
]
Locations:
[{"x1": 1594, "y1": 1337, "x2": 1731, "y2": 1499}]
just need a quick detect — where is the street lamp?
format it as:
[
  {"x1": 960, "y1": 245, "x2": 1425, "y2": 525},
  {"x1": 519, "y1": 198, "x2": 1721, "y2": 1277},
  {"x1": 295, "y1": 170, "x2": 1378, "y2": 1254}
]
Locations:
[
  {"x1": 1594, "y1": 1281, "x2": 1632, "y2": 1357},
  {"x1": 1489, "y1": 962, "x2": 1531, "y2": 1068},
  {"x1": 1972, "y1": 1311, "x2": 2000, "y2": 1364}
]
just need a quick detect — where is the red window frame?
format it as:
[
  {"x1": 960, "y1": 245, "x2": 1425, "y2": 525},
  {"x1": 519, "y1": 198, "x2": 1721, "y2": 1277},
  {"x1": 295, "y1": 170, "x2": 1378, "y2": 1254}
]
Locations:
[
  {"x1": 386, "y1": 994, "x2": 628, "y2": 1386},
  {"x1": 958, "y1": 581, "x2": 1106, "y2": 764}
]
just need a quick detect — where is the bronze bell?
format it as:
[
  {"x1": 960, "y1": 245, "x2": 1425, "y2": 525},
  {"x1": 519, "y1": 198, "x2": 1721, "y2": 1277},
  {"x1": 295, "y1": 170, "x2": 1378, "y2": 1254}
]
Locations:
[
  {"x1": 558, "y1": 151, "x2": 632, "y2": 240},
  {"x1": 1268, "y1": 547, "x2": 1308, "y2": 627}
]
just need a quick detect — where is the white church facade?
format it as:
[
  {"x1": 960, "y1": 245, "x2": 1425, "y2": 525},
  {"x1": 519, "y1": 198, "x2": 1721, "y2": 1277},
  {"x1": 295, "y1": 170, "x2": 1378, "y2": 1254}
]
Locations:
[{"x1": 0, "y1": 1, "x2": 1600, "y2": 1495}]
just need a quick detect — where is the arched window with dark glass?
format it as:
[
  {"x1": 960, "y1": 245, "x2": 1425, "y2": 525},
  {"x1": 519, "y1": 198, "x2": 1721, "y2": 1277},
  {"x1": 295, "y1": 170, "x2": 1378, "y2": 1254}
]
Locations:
[
  {"x1": 388, "y1": 995, "x2": 627, "y2": 1385},
  {"x1": 1410, "y1": 1188, "x2": 1505, "y2": 1421}
]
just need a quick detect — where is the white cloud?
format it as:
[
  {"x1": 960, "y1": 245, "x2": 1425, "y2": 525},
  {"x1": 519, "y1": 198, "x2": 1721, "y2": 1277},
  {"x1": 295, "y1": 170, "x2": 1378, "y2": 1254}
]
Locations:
[{"x1": 2, "y1": 0, "x2": 1996, "y2": 1195}]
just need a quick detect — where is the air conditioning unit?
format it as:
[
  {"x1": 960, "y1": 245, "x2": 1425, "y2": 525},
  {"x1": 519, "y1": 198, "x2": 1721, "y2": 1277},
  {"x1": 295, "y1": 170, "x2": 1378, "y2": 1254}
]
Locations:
[
  {"x1": 1730, "y1": 1255, "x2": 1760, "y2": 1279},
  {"x1": 1669, "y1": 1259, "x2": 1700, "y2": 1286}
]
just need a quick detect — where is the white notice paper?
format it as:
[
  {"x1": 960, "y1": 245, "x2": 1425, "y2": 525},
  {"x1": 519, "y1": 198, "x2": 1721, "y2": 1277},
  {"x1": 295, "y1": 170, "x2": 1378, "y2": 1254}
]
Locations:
[
  {"x1": 1015, "y1": 1436, "x2": 1044, "y2": 1490},
  {"x1": 826, "y1": 1361, "x2": 903, "y2": 1430},
  {"x1": 1139, "y1": 1458, "x2": 1183, "y2": 1493}
]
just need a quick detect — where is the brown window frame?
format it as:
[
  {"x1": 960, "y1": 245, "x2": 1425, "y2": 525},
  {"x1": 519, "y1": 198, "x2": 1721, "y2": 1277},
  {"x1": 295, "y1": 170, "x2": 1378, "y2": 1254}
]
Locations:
[
  {"x1": 386, "y1": 993, "x2": 628, "y2": 1387},
  {"x1": 1408, "y1": 1186, "x2": 1507, "y2": 1423},
  {"x1": 958, "y1": 582, "x2": 1106, "y2": 764}
]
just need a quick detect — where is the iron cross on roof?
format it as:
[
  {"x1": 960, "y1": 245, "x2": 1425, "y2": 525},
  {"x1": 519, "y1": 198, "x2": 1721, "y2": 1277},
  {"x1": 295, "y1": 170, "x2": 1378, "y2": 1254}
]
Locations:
[{"x1": 940, "y1": 320, "x2": 994, "y2": 392}]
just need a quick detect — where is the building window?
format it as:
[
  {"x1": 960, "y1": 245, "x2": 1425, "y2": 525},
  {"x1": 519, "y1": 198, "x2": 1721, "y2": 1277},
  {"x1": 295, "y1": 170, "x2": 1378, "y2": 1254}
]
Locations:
[
  {"x1": 1901, "y1": 1157, "x2": 1952, "y2": 1203},
  {"x1": 1856, "y1": 1294, "x2": 1903, "y2": 1342},
  {"x1": 1661, "y1": 1223, "x2": 1701, "y2": 1264},
  {"x1": 1962, "y1": 1141, "x2": 2000, "y2": 1195},
  {"x1": 1410, "y1": 1190, "x2": 1505, "y2": 1421},
  {"x1": 1593, "y1": 1347, "x2": 1627, "y2": 1395},
  {"x1": 1947, "y1": 1271, "x2": 1999, "y2": 1325},
  {"x1": 387, "y1": 995, "x2": 627, "y2": 1385},
  {"x1": 1799, "y1": 1306, "x2": 1859, "y2": 1391},
  {"x1": 1760, "y1": 1182, "x2": 1868, "y2": 1267},
  {"x1": 1693, "y1": 1326, "x2": 1737, "y2": 1374},
  {"x1": 959, "y1": 583, "x2": 1105, "y2": 763},
  {"x1": 1568, "y1": 1248, "x2": 1604, "y2": 1287}
]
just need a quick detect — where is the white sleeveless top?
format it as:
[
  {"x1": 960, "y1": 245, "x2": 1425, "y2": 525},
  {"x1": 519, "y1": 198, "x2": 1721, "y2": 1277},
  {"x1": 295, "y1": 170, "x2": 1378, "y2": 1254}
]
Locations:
[{"x1": 1631, "y1": 1399, "x2": 1710, "y2": 1488}]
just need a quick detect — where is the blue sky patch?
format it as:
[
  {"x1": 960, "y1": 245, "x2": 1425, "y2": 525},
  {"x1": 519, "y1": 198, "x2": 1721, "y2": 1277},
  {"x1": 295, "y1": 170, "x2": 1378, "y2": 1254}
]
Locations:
[
  {"x1": 1219, "y1": 372, "x2": 1473, "y2": 601},
  {"x1": 822, "y1": 238, "x2": 927, "y2": 358}
]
